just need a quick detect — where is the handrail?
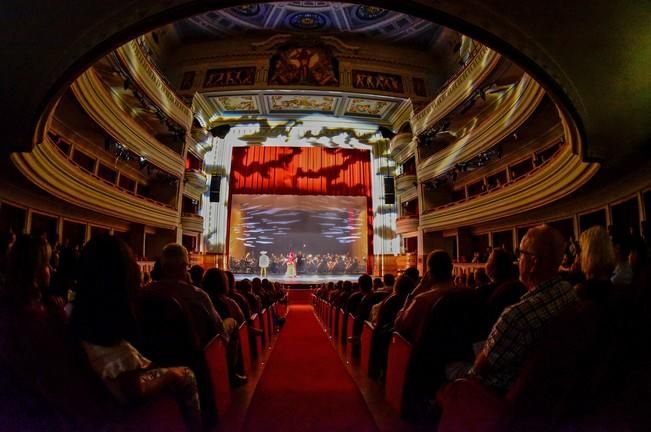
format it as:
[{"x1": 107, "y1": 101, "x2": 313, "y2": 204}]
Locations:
[
  {"x1": 115, "y1": 39, "x2": 193, "y2": 131},
  {"x1": 411, "y1": 46, "x2": 501, "y2": 135},
  {"x1": 12, "y1": 136, "x2": 180, "y2": 229}
]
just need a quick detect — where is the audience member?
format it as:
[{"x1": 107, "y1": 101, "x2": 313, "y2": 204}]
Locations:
[
  {"x1": 393, "y1": 250, "x2": 454, "y2": 342},
  {"x1": 611, "y1": 234, "x2": 633, "y2": 285},
  {"x1": 469, "y1": 225, "x2": 577, "y2": 393},
  {"x1": 574, "y1": 226, "x2": 615, "y2": 302},
  {"x1": 189, "y1": 265, "x2": 204, "y2": 287}
]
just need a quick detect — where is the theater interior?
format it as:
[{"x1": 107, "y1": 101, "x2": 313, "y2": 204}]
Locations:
[{"x1": 1, "y1": 1, "x2": 650, "y2": 431}]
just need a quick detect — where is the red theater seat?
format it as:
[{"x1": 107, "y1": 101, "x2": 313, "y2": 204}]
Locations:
[
  {"x1": 239, "y1": 323, "x2": 252, "y2": 374},
  {"x1": 385, "y1": 332, "x2": 412, "y2": 415},
  {"x1": 360, "y1": 321, "x2": 374, "y2": 377},
  {"x1": 437, "y1": 300, "x2": 606, "y2": 432},
  {"x1": 204, "y1": 334, "x2": 231, "y2": 418}
]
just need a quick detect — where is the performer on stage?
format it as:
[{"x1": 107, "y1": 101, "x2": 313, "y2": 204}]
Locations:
[
  {"x1": 286, "y1": 251, "x2": 297, "y2": 278},
  {"x1": 259, "y1": 251, "x2": 269, "y2": 278}
]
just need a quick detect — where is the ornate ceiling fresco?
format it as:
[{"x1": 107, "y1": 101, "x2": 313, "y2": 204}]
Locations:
[{"x1": 175, "y1": 2, "x2": 441, "y2": 48}]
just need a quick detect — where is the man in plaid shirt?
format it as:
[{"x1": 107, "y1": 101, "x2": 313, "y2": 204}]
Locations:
[{"x1": 469, "y1": 225, "x2": 577, "y2": 393}]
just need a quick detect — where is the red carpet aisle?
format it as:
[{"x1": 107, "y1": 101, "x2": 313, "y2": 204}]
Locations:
[{"x1": 241, "y1": 305, "x2": 378, "y2": 432}]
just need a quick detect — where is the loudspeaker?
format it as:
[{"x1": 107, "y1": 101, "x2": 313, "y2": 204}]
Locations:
[
  {"x1": 210, "y1": 124, "x2": 231, "y2": 139},
  {"x1": 384, "y1": 176, "x2": 395, "y2": 205},
  {"x1": 209, "y1": 176, "x2": 221, "y2": 202},
  {"x1": 378, "y1": 126, "x2": 395, "y2": 140}
]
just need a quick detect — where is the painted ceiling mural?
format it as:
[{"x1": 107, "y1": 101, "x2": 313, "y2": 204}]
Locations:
[{"x1": 175, "y1": 2, "x2": 441, "y2": 48}]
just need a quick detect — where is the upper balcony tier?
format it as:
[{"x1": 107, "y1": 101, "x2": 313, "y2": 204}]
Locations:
[
  {"x1": 115, "y1": 39, "x2": 193, "y2": 132},
  {"x1": 12, "y1": 135, "x2": 179, "y2": 229},
  {"x1": 181, "y1": 213, "x2": 204, "y2": 234},
  {"x1": 389, "y1": 132, "x2": 413, "y2": 156},
  {"x1": 411, "y1": 45, "x2": 502, "y2": 136},
  {"x1": 396, "y1": 216, "x2": 419, "y2": 235},
  {"x1": 396, "y1": 174, "x2": 417, "y2": 194},
  {"x1": 71, "y1": 67, "x2": 186, "y2": 178},
  {"x1": 417, "y1": 74, "x2": 545, "y2": 182},
  {"x1": 419, "y1": 141, "x2": 599, "y2": 231}
]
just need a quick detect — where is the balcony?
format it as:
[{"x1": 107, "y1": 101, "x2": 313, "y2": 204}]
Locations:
[
  {"x1": 389, "y1": 133, "x2": 413, "y2": 156},
  {"x1": 395, "y1": 173, "x2": 417, "y2": 194},
  {"x1": 181, "y1": 213, "x2": 204, "y2": 234},
  {"x1": 411, "y1": 45, "x2": 502, "y2": 135},
  {"x1": 187, "y1": 136, "x2": 213, "y2": 159},
  {"x1": 184, "y1": 169, "x2": 208, "y2": 201},
  {"x1": 396, "y1": 216, "x2": 419, "y2": 235},
  {"x1": 12, "y1": 135, "x2": 179, "y2": 229},
  {"x1": 417, "y1": 74, "x2": 545, "y2": 182},
  {"x1": 71, "y1": 67, "x2": 186, "y2": 178},
  {"x1": 115, "y1": 39, "x2": 193, "y2": 131}
]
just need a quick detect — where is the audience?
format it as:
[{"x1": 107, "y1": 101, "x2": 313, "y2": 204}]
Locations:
[{"x1": 70, "y1": 236, "x2": 202, "y2": 431}]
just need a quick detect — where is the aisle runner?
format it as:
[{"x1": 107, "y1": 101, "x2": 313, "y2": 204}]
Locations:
[{"x1": 242, "y1": 305, "x2": 378, "y2": 432}]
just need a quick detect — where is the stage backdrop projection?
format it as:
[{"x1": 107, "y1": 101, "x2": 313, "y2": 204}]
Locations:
[{"x1": 229, "y1": 195, "x2": 367, "y2": 274}]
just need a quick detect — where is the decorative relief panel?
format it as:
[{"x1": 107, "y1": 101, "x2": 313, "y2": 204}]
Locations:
[
  {"x1": 213, "y1": 95, "x2": 259, "y2": 113},
  {"x1": 203, "y1": 67, "x2": 256, "y2": 88},
  {"x1": 352, "y1": 70, "x2": 403, "y2": 93},
  {"x1": 268, "y1": 94, "x2": 337, "y2": 112},
  {"x1": 345, "y1": 98, "x2": 395, "y2": 117}
]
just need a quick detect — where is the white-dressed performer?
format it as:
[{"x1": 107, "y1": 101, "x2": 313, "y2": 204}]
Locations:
[{"x1": 259, "y1": 251, "x2": 270, "y2": 278}]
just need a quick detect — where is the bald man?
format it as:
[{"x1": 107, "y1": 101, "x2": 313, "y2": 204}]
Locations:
[{"x1": 469, "y1": 225, "x2": 577, "y2": 393}]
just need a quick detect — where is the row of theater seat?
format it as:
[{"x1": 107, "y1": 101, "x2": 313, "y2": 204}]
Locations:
[
  {"x1": 313, "y1": 286, "x2": 648, "y2": 431},
  {"x1": 88, "y1": 299, "x2": 287, "y2": 431}
]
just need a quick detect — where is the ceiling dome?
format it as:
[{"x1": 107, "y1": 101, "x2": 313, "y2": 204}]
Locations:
[{"x1": 176, "y1": 2, "x2": 440, "y2": 47}]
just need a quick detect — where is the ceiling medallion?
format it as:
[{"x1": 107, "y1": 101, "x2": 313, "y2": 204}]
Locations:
[
  {"x1": 289, "y1": 12, "x2": 327, "y2": 30},
  {"x1": 232, "y1": 4, "x2": 261, "y2": 16},
  {"x1": 355, "y1": 5, "x2": 389, "y2": 21}
]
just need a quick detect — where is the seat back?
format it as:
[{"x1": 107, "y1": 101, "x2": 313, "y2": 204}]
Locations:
[
  {"x1": 138, "y1": 292, "x2": 197, "y2": 365},
  {"x1": 204, "y1": 334, "x2": 231, "y2": 418},
  {"x1": 238, "y1": 323, "x2": 252, "y2": 374},
  {"x1": 385, "y1": 332, "x2": 413, "y2": 416}
]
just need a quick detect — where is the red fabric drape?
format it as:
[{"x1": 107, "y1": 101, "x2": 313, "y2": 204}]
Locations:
[
  {"x1": 230, "y1": 146, "x2": 372, "y2": 197},
  {"x1": 229, "y1": 146, "x2": 374, "y2": 272}
]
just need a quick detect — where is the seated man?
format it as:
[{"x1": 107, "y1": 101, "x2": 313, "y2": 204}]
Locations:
[
  {"x1": 146, "y1": 244, "x2": 232, "y2": 349},
  {"x1": 469, "y1": 225, "x2": 577, "y2": 393},
  {"x1": 393, "y1": 250, "x2": 455, "y2": 343}
]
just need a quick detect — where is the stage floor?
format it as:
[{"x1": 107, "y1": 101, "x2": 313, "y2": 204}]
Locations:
[{"x1": 233, "y1": 273, "x2": 362, "y2": 285}]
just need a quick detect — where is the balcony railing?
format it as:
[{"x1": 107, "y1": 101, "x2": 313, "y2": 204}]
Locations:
[
  {"x1": 395, "y1": 174, "x2": 417, "y2": 194},
  {"x1": 389, "y1": 132, "x2": 413, "y2": 156},
  {"x1": 396, "y1": 215, "x2": 419, "y2": 234},
  {"x1": 411, "y1": 45, "x2": 502, "y2": 136},
  {"x1": 184, "y1": 169, "x2": 208, "y2": 200},
  {"x1": 115, "y1": 39, "x2": 193, "y2": 131},
  {"x1": 181, "y1": 213, "x2": 204, "y2": 233},
  {"x1": 71, "y1": 67, "x2": 186, "y2": 178},
  {"x1": 12, "y1": 135, "x2": 180, "y2": 229}
]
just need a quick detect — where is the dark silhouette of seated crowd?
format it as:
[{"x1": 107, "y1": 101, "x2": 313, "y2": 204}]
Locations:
[
  {"x1": 1, "y1": 222, "x2": 649, "y2": 431},
  {"x1": 314, "y1": 223, "x2": 651, "y2": 430},
  {"x1": 0, "y1": 234, "x2": 287, "y2": 431}
]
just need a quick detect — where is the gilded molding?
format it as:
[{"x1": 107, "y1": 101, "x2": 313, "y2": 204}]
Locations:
[
  {"x1": 396, "y1": 216, "x2": 419, "y2": 235},
  {"x1": 181, "y1": 213, "x2": 204, "y2": 234},
  {"x1": 411, "y1": 46, "x2": 502, "y2": 135},
  {"x1": 417, "y1": 74, "x2": 546, "y2": 182},
  {"x1": 71, "y1": 68, "x2": 185, "y2": 178},
  {"x1": 12, "y1": 137, "x2": 179, "y2": 229},
  {"x1": 183, "y1": 170, "x2": 208, "y2": 201},
  {"x1": 389, "y1": 132, "x2": 413, "y2": 156},
  {"x1": 187, "y1": 136, "x2": 213, "y2": 159},
  {"x1": 396, "y1": 174, "x2": 417, "y2": 194},
  {"x1": 418, "y1": 144, "x2": 599, "y2": 231},
  {"x1": 115, "y1": 40, "x2": 193, "y2": 131}
]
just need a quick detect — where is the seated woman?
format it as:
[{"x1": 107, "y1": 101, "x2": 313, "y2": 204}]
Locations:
[
  {"x1": 574, "y1": 226, "x2": 615, "y2": 302},
  {"x1": 70, "y1": 235, "x2": 202, "y2": 431}
]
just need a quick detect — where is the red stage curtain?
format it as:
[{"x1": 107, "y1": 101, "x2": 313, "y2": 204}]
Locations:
[
  {"x1": 230, "y1": 146, "x2": 372, "y2": 198},
  {"x1": 229, "y1": 146, "x2": 374, "y2": 271}
]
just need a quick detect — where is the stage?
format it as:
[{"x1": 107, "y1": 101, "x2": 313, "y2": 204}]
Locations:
[{"x1": 233, "y1": 273, "x2": 363, "y2": 288}]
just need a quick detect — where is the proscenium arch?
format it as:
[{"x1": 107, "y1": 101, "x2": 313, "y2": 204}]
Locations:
[{"x1": 3, "y1": 1, "x2": 650, "y2": 162}]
